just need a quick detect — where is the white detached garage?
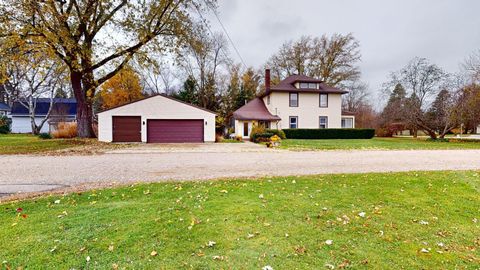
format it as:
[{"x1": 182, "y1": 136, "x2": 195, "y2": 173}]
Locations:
[{"x1": 97, "y1": 94, "x2": 216, "y2": 143}]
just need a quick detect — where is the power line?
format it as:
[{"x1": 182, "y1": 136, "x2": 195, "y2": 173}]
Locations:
[
  {"x1": 203, "y1": 0, "x2": 248, "y2": 70},
  {"x1": 193, "y1": 3, "x2": 233, "y2": 67}
]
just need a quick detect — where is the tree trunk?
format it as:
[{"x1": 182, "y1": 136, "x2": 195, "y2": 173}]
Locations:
[
  {"x1": 30, "y1": 116, "x2": 40, "y2": 135},
  {"x1": 71, "y1": 71, "x2": 95, "y2": 138}
]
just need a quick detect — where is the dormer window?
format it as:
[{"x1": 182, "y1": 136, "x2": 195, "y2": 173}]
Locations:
[{"x1": 299, "y1": 82, "x2": 317, "y2": 89}]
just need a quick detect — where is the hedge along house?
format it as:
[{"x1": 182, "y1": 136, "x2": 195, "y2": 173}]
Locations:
[
  {"x1": 97, "y1": 94, "x2": 216, "y2": 143},
  {"x1": 232, "y1": 69, "x2": 355, "y2": 139}
]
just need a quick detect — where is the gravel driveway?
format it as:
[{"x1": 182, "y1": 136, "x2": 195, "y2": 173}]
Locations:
[{"x1": 2, "y1": 143, "x2": 480, "y2": 199}]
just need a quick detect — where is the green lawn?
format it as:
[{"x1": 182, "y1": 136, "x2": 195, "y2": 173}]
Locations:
[
  {"x1": 280, "y1": 137, "x2": 480, "y2": 150},
  {"x1": 0, "y1": 134, "x2": 106, "y2": 155},
  {"x1": 1, "y1": 171, "x2": 479, "y2": 269}
]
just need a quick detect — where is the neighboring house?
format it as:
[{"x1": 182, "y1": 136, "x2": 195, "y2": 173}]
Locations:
[
  {"x1": 10, "y1": 98, "x2": 77, "y2": 133},
  {"x1": 0, "y1": 102, "x2": 10, "y2": 116},
  {"x1": 232, "y1": 69, "x2": 355, "y2": 139},
  {"x1": 97, "y1": 94, "x2": 216, "y2": 143}
]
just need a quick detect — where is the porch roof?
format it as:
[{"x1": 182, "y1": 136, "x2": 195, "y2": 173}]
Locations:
[{"x1": 233, "y1": 98, "x2": 281, "y2": 121}]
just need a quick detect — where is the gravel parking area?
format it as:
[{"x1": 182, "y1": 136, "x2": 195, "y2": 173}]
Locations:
[{"x1": 2, "y1": 143, "x2": 480, "y2": 199}]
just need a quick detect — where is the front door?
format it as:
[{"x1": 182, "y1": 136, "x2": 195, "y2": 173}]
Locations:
[{"x1": 243, "y1": 122, "x2": 249, "y2": 137}]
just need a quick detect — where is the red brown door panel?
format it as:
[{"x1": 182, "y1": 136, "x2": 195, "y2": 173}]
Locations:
[
  {"x1": 112, "y1": 116, "x2": 141, "y2": 142},
  {"x1": 147, "y1": 119, "x2": 204, "y2": 143}
]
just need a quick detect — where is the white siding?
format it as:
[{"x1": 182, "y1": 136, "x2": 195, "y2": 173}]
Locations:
[
  {"x1": 11, "y1": 117, "x2": 50, "y2": 133},
  {"x1": 97, "y1": 95, "x2": 216, "y2": 143},
  {"x1": 263, "y1": 92, "x2": 343, "y2": 129}
]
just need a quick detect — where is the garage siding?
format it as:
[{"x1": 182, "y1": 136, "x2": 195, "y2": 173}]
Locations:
[{"x1": 97, "y1": 95, "x2": 216, "y2": 143}]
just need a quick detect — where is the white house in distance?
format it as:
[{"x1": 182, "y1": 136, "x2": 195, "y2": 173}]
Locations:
[
  {"x1": 232, "y1": 69, "x2": 355, "y2": 139},
  {"x1": 10, "y1": 98, "x2": 77, "y2": 133},
  {"x1": 97, "y1": 94, "x2": 216, "y2": 143}
]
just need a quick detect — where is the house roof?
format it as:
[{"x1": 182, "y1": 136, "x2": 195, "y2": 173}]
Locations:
[
  {"x1": 97, "y1": 94, "x2": 217, "y2": 115},
  {"x1": 10, "y1": 98, "x2": 77, "y2": 116},
  {"x1": 263, "y1": 74, "x2": 348, "y2": 96},
  {"x1": 0, "y1": 102, "x2": 10, "y2": 111},
  {"x1": 232, "y1": 98, "x2": 281, "y2": 121}
]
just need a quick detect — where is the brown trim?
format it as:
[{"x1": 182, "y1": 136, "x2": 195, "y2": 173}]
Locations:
[
  {"x1": 289, "y1": 116, "x2": 298, "y2": 129},
  {"x1": 289, "y1": 92, "x2": 299, "y2": 107},
  {"x1": 319, "y1": 93, "x2": 328, "y2": 108},
  {"x1": 97, "y1": 94, "x2": 217, "y2": 115}
]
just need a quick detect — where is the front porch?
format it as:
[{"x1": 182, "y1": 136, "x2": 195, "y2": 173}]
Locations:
[{"x1": 234, "y1": 120, "x2": 278, "y2": 139}]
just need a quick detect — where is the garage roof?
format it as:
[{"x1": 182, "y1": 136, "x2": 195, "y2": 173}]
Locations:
[{"x1": 97, "y1": 94, "x2": 217, "y2": 115}]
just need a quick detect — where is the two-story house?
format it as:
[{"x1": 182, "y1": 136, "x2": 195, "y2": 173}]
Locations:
[{"x1": 232, "y1": 69, "x2": 355, "y2": 139}]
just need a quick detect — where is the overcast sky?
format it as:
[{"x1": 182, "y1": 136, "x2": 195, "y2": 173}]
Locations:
[{"x1": 207, "y1": 0, "x2": 480, "y2": 106}]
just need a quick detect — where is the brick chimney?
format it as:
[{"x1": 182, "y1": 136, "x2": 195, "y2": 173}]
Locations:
[{"x1": 265, "y1": 69, "x2": 271, "y2": 93}]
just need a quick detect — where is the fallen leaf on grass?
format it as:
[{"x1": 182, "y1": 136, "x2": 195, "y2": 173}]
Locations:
[
  {"x1": 207, "y1": 241, "x2": 216, "y2": 247},
  {"x1": 212, "y1": 255, "x2": 224, "y2": 261},
  {"x1": 325, "y1": 263, "x2": 335, "y2": 269},
  {"x1": 338, "y1": 260, "x2": 350, "y2": 269},
  {"x1": 150, "y1": 250, "x2": 158, "y2": 256},
  {"x1": 325, "y1": 240, "x2": 333, "y2": 245},
  {"x1": 262, "y1": 266, "x2": 273, "y2": 270},
  {"x1": 108, "y1": 245, "x2": 114, "y2": 251},
  {"x1": 219, "y1": 190, "x2": 228, "y2": 194},
  {"x1": 294, "y1": 246, "x2": 307, "y2": 255}
]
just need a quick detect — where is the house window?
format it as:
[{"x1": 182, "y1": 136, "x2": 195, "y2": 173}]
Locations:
[
  {"x1": 259, "y1": 121, "x2": 270, "y2": 129},
  {"x1": 299, "y1": 82, "x2": 317, "y2": 89},
  {"x1": 341, "y1": 117, "x2": 354, "y2": 128},
  {"x1": 319, "y1": 116, "x2": 328, "y2": 129},
  {"x1": 289, "y1": 92, "x2": 298, "y2": 107},
  {"x1": 289, "y1": 116, "x2": 298, "y2": 129},
  {"x1": 267, "y1": 95, "x2": 270, "y2": 105},
  {"x1": 319, "y1": 94, "x2": 328, "y2": 107}
]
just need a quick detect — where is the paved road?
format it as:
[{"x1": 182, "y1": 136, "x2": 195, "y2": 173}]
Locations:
[{"x1": 1, "y1": 144, "x2": 480, "y2": 198}]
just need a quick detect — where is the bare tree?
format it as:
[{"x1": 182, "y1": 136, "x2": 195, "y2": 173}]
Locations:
[
  {"x1": 342, "y1": 80, "x2": 369, "y2": 112},
  {"x1": 463, "y1": 50, "x2": 480, "y2": 83},
  {"x1": 384, "y1": 57, "x2": 447, "y2": 137},
  {"x1": 176, "y1": 26, "x2": 230, "y2": 110},
  {"x1": 266, "y1": 34, "x2": 361, "y2": 87},
  {"x1": 1, "y1": 55, "x2": 67, "y2": 134}
]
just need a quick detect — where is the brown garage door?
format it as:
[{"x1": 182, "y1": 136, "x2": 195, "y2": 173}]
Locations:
[
  {"x1": 147, "y1": 119, "x2": 204, "y2": 143},
  {"x1": 112, "y1": 116, "x2": 141, "y2": 142}
]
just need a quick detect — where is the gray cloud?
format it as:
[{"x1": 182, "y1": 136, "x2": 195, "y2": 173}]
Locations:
[{"x1": 207, "y1": 0, "x2": 480, "y2": 102}]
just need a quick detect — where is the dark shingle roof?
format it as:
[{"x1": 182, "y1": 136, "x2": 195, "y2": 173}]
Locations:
[
  {"x1": 11, "y1": 98, "x2": 77, "y2": 116},
  {"x1": 0, "y1": 102, "x2": 10, "y2": 111},
  {"x1": 232, "y1": 98, "x2": 281, "y2": 121},
  {"x1": 264, "y1": 74, "x2": 348, "y2": 96}
]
